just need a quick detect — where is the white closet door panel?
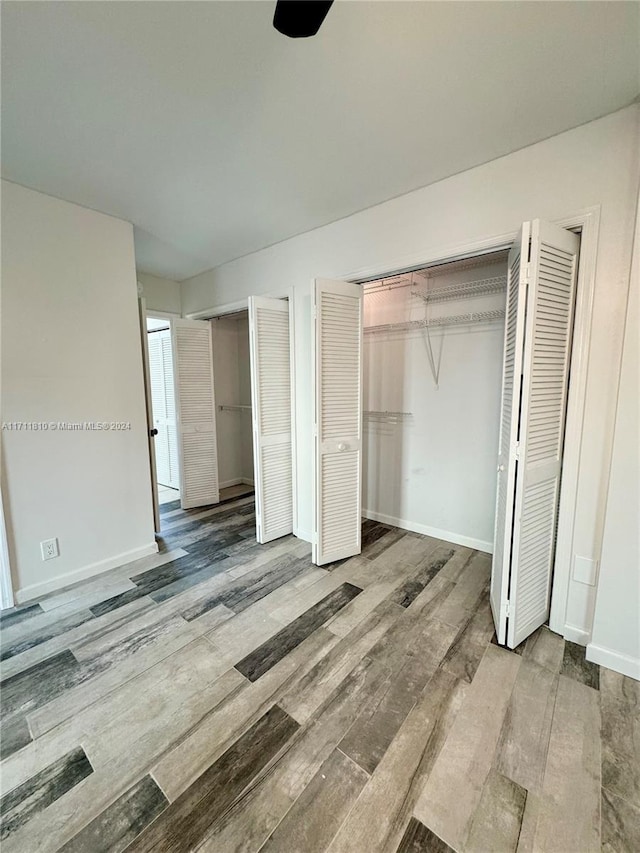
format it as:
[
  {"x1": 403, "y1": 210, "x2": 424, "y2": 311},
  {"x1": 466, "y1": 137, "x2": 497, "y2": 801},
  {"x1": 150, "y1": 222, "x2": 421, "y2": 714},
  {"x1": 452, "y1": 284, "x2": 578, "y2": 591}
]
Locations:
[
  {"x1": 313, "y1": 279, "x2": 363, "y2": 566},
  {"x1": 160, "y1": 330, "x2": 180, "y2": 489},
  {"x1": 508, "y1": 220, "x2": 579, "y2": 647},
  {"x1": 249, "y1": 296, "x2": 293, "y2": 543},
  {"x1": 491, "y1": 224, "x2": 530, "y2": 644},
  {"x1": 172, "y1": 319, "x2": 219, "y2": 509}
]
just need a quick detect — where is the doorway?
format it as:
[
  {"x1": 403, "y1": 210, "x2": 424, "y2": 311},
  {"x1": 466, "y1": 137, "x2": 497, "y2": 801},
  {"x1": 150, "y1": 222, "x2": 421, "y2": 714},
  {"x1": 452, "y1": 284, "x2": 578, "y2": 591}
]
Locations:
[{"x1": 146, "y1": 316, "x2": 180, "y2": 507}]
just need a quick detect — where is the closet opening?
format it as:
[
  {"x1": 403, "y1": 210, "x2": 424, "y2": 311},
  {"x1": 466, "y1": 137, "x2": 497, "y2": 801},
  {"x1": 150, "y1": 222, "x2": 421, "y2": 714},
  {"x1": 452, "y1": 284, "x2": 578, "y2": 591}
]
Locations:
[
  {"x1": 313, "y1": 217, "x2": 585, "y2": 649},
  {"x1": 210, "y1": 311, "x2": 256, "y2": 504},
  {"x1": 359, "y1": 249, "x2": 510, "y2": 554}
]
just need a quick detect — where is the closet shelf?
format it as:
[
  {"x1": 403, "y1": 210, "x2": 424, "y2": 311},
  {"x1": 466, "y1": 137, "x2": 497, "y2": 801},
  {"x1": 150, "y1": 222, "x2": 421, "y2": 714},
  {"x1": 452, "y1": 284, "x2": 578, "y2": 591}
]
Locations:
[
  {"x1": 364, "y1": 309, "x2": 505, "y2": 335},
  {"x1": 218, "y1": 404, "x2": 252, "y2": 412},
  {"x1": 364, "y1": 410, "x2": 413, "y2": 423},
  {"x1": 412, "y1": 275, "x2": 507, "y2": 304}
]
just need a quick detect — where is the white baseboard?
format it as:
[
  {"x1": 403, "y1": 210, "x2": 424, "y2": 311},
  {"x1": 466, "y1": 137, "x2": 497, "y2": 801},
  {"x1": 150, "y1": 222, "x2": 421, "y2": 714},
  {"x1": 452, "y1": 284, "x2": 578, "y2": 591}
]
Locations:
[
  {"x1": 587, "y1": 642, "x2": 640, "y2": 680},
  {"x1": 562, "y1": 623, "x2": 590, "y2": 646},
  {"x1": 219, "y1": 478, "x2": 255, "y2": 489},
  {"x1": 15, "y1": 542, "x2": 159, "y2": 603},
  {"x1": 362, "y1": 509, "x2": 493, "y2": 554}
]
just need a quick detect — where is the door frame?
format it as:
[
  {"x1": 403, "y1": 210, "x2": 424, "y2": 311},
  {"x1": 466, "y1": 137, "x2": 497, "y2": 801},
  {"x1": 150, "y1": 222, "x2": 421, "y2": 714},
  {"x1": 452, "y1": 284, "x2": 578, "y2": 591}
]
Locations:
[
  {"x1": 188, "y1": 295, "x2": 297, "y2": 532},
  {"x1": 333, "y1": 205, "x2": 600, "y2": 644}
]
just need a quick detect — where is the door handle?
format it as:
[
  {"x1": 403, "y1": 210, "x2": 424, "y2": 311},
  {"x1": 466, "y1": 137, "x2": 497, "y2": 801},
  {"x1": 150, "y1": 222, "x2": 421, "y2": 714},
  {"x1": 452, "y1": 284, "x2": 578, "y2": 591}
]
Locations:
[
  {"x1": 497, "y1": 464, "x2": 505, "y2": 472},
  {"x1": 149, "y1": 428, "x2": 159, "y2": 437},
  {"x1": 338, "y1": 442, "x2": 348, "y2": 452}
]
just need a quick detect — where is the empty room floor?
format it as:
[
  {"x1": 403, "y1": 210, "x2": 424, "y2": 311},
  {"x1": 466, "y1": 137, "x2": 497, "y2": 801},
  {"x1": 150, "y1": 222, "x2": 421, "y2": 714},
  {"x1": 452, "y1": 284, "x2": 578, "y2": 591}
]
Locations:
[{"x1": 0, "y1": 496, "x2": 637, "y2": 852}]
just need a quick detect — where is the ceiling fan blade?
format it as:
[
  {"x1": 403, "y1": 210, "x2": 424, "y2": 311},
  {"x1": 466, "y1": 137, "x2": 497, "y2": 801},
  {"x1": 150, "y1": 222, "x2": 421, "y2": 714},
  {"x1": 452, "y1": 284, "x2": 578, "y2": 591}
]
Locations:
[{"x1": 273, "y1": 1, "x2": 334, "y2": 38}]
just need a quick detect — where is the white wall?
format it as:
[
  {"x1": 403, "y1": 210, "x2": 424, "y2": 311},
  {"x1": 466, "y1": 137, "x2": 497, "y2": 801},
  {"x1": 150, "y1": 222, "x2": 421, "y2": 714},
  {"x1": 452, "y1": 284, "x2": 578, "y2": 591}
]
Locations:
[
  {"x1": 181, "y1": 106, "x2": 640, "y2": 641},
  {"x1": 2, "y1": 181, "x2": 157, "y2": 601},
  {"x1": 588, "y1": 196, "x2": 640, "y2": 679},
  {"x1": 362, "y1": 259, "x2": 507, "y2": 550},
  {"x1": 210, "y1": 316, "x2": 254, "y2": 488},
  {"x1": 138, "y1": 271, "x2": 181, "y2": 315}
]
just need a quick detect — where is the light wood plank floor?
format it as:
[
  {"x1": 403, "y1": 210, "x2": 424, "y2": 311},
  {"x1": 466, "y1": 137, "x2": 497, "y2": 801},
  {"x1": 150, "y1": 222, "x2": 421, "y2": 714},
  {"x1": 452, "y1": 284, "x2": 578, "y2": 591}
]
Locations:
[{"x1": 0, "y1": 496, "x2": 637, "y2": 852}]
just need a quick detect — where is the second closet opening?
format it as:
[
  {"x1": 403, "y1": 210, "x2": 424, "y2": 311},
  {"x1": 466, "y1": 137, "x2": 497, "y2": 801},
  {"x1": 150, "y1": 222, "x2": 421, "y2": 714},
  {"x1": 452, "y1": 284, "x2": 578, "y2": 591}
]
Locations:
[{"x1": 211, "y1": 311, "x2": 255, "y2": 501}]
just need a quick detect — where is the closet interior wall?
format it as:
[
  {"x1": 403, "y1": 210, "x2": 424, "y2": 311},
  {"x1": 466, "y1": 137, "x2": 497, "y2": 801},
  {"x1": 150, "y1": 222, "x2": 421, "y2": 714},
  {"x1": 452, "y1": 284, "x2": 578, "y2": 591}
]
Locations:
[
  {"x1": 362, "y1": 253, "x2": 509, "y2": 551},
  {"x1": 211, "y1": 314, "x2": 254, "y2": 489}
]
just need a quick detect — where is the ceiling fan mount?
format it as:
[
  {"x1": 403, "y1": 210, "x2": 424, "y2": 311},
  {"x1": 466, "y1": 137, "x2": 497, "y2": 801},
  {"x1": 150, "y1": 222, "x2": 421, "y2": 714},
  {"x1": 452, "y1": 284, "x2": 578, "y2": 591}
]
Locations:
[{"x1": 273, "y1": 1, "x2": 335, "y2": 39}]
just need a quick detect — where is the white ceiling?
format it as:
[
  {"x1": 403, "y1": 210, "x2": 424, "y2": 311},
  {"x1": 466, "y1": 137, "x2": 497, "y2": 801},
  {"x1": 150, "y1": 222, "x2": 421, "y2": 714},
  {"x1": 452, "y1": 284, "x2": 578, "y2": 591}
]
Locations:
[{"x1": 2, "y1": 1, "x2": 638, "y2": 281}]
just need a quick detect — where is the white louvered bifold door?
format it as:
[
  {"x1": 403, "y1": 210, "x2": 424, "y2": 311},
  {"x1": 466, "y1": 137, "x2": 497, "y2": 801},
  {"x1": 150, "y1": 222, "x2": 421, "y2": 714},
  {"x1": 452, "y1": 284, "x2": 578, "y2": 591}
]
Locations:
[
  {"x1": 172, "y1": 319, "x2": 220, "y2": 509},
  {"x1": 248, "y1": 296, "x2": 293, "y2": 543},
  {"x1": 312, "y1": 279, "x2": 363, "y2": 566},
  {"x1": 490, "y1": 224, "x2": 530, "y2": 644},
  {"x1": 491, "y1": 220, "x2": 579, "y2": 648}
]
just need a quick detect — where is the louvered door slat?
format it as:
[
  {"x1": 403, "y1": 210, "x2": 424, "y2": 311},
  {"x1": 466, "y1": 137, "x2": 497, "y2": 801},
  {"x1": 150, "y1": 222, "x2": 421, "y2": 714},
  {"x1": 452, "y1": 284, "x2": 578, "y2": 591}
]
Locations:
[
  {"x1": 507, "y1": 222, "x2": 579, "y2": 647},
  {"x1": 248, "y1": 296, "x2": 293, "y2": 543},
  {"x1": 490, "y1": 224, "x2": 529, "y2": 643},
  {"x1": 491, "y1": 219, "x2": 579, "y2": 649},
  {"x1": 313, "y1": 279, "x2": 363, "y2": 566},
  {"x1": 172, "y1": 320, "x2": 219, "y2": 508}
]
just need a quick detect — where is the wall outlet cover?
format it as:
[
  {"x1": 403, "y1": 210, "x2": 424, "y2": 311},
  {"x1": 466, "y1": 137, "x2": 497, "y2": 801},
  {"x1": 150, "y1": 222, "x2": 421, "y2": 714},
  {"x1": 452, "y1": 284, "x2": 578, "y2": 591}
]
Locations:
[{"x1": 40, "y1": 538, "x2": 59, "y2": 561}]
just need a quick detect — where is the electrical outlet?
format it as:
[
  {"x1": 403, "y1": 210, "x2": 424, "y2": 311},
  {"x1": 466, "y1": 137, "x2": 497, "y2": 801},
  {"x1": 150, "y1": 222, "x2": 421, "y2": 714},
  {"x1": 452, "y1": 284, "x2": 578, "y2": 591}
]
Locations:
[{"x1": 40, "y1": 538, "x2": 59, "y2": 561}]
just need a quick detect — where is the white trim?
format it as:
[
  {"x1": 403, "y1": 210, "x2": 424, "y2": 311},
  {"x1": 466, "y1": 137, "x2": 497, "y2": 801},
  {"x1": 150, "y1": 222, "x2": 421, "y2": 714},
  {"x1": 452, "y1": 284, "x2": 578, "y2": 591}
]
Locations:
[
  {"x1": 289, "y1": 287, "x2": 299, "y2": 537},
  {"x1": 0, "y1": 487, "x2": 15, "y2": 610},
  {"x1": 363, "y1": 509, "x2": 492, "y2": 554},
  {"x1": 562, "y1": 623, "x2": 591, "y2": 646},
  {"x1": 185, "y1": 290, "x2": 291, "y2": 321},
  {"x1": 14, "y1": 542, "x2": 159, "y2": 604},
  {"x1": 549, "y1": 206, "x2": 601, "y2": 637},
  {"x1": 587, "y1": 642, "x2": 640, "y2": 681},
  {"x1": 219, "y1": 478, "x2": 255, "y2": 490},
  {"x1": 146, "y1": 309, "x2": 181, "y2": 321}
]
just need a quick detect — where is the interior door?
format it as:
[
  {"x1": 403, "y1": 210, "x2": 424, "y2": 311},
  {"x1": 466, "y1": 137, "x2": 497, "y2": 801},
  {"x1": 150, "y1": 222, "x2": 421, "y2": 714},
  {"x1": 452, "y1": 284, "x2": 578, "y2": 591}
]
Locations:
[
  {"x1": 490, "y1": 224, "x2": 529, "y2": 643},
  {"x1": 172, "y1": 319, "x2": 220, "y2": 509},
  {"x1": 312, "y1": 278, "x2": 363, "y2": 565},
  {"x1": 248, "y1": 296, "x2": 293, "y2": 543},
  {"x1": 491, "y1": 219, "x2": 580, "y2": 648},
  {"x1": 148, "y1": 328, "x2": 180, "y2": 489},
  {"x1": 138, "y1": 297, "x2": 160, "y2": 533}
]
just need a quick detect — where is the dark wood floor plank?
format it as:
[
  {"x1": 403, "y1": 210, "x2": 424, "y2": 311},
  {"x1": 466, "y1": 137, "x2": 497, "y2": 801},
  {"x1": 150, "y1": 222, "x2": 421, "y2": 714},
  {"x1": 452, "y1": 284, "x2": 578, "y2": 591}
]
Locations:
[
  {"x1": 0, "y1": 746, "x2": 93, "y2": 840},
  {"x1": 601, "y1": 788, "x2": 640, "y2": 853},
  {"x1": 339, "y1": 616, "x2": 458, "y2": 774},
  {"x1": 390, "y1": 545, "x2": 455, "y2": 609},
  {"x1": 0, "y1": 649, "x2": 82, "y2": 718},
  {"x1": 326, "y1": 668, "x2": 466, "y2": 853},
  {"x1": 181, "y1": 552, "x2": 309, "y2": 621},
  {"x1": 0, "y1": 603, "x2": 44, "y2": 629},
  {"x1": 196, "y1": 656, "x2": 390, "y2": 853},
  {"x1": 58, "y1": 775, "x2": 169, "y2": 853},
  {"x1": 600, "y1": 667, "x2": 640, "y2": 809},
  {"x1": 440, "y1": 591, "x2": 495, "y2": 683},
  {"x1": 0, "y1": 714, "x2": 32, "y2": 760},
  {"x1": 395, "y1": 818, "x2": 454, "y2": 852},
  {"x1": 235, "y1": 583, "x2": 363, "y2": 682},
  {"x1": 279, "y1": 599, "x2": 405, "y2": 723},
  {"x1": 560, "y1": 640, "x2": 600, "y2": 689},
  {"x1": 0, "y1": 609, "x2": 96, "y2": 662},
  {"x1": 260, "y1": 748, "x2": 369, "y2": 853},
  {"x1": 125, "y1": 705, "x2": 299, "y2": 852},
  {"x1": 464, "y1": 767, "x2": 527, "y2": 852}
]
